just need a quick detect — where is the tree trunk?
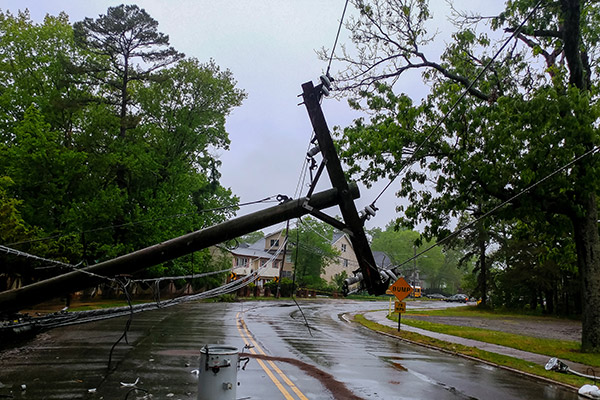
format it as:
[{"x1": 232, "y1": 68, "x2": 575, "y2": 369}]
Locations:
[
  {"x1": 572, "y1": 193, "x2": 600, "y2": 352},
  {"x1": 478, "y1": 237, "x2": 487, "y2": 306},
  {"x1": 119, "y1": 55, "x2": 129, "y2": 138}
]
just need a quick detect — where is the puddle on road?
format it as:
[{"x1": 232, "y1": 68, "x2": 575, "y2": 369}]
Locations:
[{"x1": 381, "y1": 355, "x2": 408, "y2": 372}]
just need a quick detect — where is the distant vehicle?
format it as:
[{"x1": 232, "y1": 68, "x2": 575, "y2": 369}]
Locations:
[
  {"x1": 410, "y1": 285, "x2": 422, "y2": 298},
  {"x1": 445, "y1": 294, "x2": 469, "y2": 303},
  {"x1": 426, "y1": 293, "x2": 446, "y2": 300}
]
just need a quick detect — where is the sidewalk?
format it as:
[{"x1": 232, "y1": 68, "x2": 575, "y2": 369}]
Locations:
[{"x1": 362, "y1": 309, "x2": 593, "y2": 376}]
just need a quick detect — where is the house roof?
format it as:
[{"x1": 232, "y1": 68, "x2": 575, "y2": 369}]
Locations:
[
  {"x1": 229, "y1": 246, "x2": 273, "y2": 259},
  {"x1": 332, "y1": 231, "x2": 345, "y2": 244},
  {"x1": 247, "y1": 238, "x2": 265, "y2": 250}
]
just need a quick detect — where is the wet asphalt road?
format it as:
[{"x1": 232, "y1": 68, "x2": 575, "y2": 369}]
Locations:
[{"x1": 0, "y1": 299, "x2": 580, "y2": 399}]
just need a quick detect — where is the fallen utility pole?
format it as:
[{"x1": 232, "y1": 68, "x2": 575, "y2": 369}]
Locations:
[
  {"x1": 0, "y1": 185, "x2": 358, "y2": 313},
  {"x1": 301, "y1": 80, "x2": 388, "y2": 296}
]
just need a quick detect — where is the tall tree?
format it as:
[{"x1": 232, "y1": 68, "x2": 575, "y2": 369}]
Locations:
[
  {"x1": 73, "y1": 4, "x2": 184, "y2": 138},
  {"x1": 369, "y1": 223, "x2": 461, "y2": 291},
  {"x1": 0, "y1": 9, "x2": 244, "y2": 288},
  {"x1": 329, "y1": 0, "x2": 600, "y2": 351},
  {"x1": 291, "y1": 217, "x2": 339, "y2": 288}
]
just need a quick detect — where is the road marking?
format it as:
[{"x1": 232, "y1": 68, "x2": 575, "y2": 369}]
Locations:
[{"x1": 236, "y1": 312, "x2": 309, "y2": 400}]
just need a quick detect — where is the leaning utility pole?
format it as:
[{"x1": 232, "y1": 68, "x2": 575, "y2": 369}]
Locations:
[{"x1": 300, "y1": 79, "x2": 388, "y2": 296}]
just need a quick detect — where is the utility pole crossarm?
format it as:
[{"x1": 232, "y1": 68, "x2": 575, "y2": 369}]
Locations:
[{"x1": 301, "y1": 81, "x2": 388, "y2": 295}]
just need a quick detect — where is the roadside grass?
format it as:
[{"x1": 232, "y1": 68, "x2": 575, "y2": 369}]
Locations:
[
  {"x1": 67, "y1": 300, "x2": 151, "y2": 311},
  {"x1": 392, "y1": 306, "x2": 599, "y2": 368},
  {"x1": 405, "y1": 304, "x2": 578, "y2": 320},
  {"x1": 354, "y1": 314, "x2": 590, "y2": 388},
  {"x1": 387, "y1": 313, "x2": 600, "y2": 368}
]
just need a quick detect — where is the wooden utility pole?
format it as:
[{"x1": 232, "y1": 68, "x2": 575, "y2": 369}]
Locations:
[
  {"x1": 0, "y1": 186, "x2": 358, "y2": 313},
  {"x1": 301, "y1": 81, "x2": 387, "y2": 295}
]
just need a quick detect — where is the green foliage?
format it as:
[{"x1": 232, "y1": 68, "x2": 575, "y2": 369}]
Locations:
[
  {"x1": 0, "y1": 8, "x2": 244, "y2": 287},
  {"x1": 369, "y1": 223, "x2": 465, "y2": 292},
  {"x1": 291, "y1": 217, "x2": 340, "y2": 289},
  {"x1": 263, "y1": 278, "x2": 295, "y2": 297},
  {"x1": 238, "y1": 231, "x2": 265, "y2": 245},
  {"x1": 334, "y1": 0, "x2": 600, "y2": 349},
  {"x1": 331, "y1": 271, "x2": 348, "y2": 292}
]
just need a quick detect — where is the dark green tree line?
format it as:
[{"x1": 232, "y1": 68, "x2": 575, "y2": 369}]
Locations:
[{"x1": 0, "y1": 7, "x2": 245, "y2": 288}]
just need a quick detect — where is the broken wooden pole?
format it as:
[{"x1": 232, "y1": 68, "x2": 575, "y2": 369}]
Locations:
[{"x1": 0, "y1": 185, "x2": 358, "y2": 313}]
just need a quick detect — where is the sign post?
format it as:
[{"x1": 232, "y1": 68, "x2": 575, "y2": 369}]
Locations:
[
  {"x1": 394, "y1": 301, "x2": 406, "y2": 331},
  {"x1": 389, "y1": 278, "x2": 412, "y2": 331}
]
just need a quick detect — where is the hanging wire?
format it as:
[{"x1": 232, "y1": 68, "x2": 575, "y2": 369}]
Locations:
[
  {"x1": 107, "y1": 277, "x2": 134, "y2": 371},
  {"x1": 0, "y1": 245, "x2": 79, "y2": 269},
  {"x1": 391, "y1": 144, "x2": 600, "y2": 270},
  {"x1": 370, "y1": 0, "x2": 545, "y2": 207},
  {"x1": 289, "y1": 217, "x2": 313, "y2": 337},
  {"x1": 327, "y1": 0, "x2": 351, "y2": 76}
]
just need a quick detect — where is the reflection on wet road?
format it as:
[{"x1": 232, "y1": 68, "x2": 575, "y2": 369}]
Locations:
[
  {"x1": 0, "y1": 299, "x2": 580, "y2": 399},
  {"x1": 239, "y1": 300, "x2": 579, "y2": 400}
]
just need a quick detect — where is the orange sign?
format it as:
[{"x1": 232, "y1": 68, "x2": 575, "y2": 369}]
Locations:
[
  {"x1": 389, "y1": 277, "x2": 413, "y2": 301},
  {"x1": 394, "y1": 301, "x2": 406, "y2": 313}
]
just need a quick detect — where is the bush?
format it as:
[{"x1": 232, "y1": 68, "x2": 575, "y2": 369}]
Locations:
[{"x1": 264, "y1": 278, "x2": 295, "y2": 297}]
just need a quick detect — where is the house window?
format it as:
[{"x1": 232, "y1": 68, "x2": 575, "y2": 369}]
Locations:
[
  {"x1": 236, "y1": 257, "x2": 248, "y2": 267},
  {"x1": 343, "y1": 259, "x2": 349, "y2": 267},
  {"x1": 273, "y1": 260, "x2": 279, "y2": 269},
  {"x1": 341, "y1": 244, "x2": 347, "y2": 252},
  {"x1": 260, "y1": 260, "x2": 267, "y2": 267}
]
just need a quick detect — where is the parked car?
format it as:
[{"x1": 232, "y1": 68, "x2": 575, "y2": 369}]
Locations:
[
  {"x1": 445, "y1": 293, "x2": 469, "y2": 303},
  {"x1": 425, "y1": 293, "x2": 446, "y2": 300}
]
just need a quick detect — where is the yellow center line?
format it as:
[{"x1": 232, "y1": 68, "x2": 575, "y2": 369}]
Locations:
[
  {"x1": 236, "y1": 313, "x2": 295, "y2": 400},
  {"x1": 236, "y1": 312, "x2": 309, "y2": 400}
]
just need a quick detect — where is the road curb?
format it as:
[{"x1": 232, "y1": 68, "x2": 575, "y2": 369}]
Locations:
[{"x1": 347, "y1": 312, "x2": 580, "y2": 393}]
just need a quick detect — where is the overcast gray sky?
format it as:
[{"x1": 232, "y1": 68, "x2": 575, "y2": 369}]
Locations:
[{"x1": 3, "y1": 1, "x2": 504, "y2": 232}]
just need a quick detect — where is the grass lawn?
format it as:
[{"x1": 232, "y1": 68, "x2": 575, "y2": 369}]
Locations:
[
  {"x1": 388, "y1": 306, "x2": 600, "y2": 368},
  {"x1": 354, "y1": 314, "x2": 591, "y2": 389}
]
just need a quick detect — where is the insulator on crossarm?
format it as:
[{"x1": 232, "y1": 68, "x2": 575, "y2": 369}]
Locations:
[
  {"x1": 320, "y1": 74, "x2": 333, "y2": 91},
  {"x1": 359, "y1": 204, "x2": 378, "y2": 221},
  {"x1": 307, "y1": 145, "x2": 320, "y2": 157},
  {"x1": 380, "y1": 269, "x2": 397, "y2": 282}
]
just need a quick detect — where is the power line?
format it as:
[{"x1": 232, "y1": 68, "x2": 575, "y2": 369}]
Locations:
[
  {"x1": 391, "y1": 144, "x2": 600, "y2": 270},
  {"x1": 370, "y1": 0, "x2": 544, "y2": 207},
  {"x1": 326, "y1": 0, "x2": 351, "y2": 76},
  {"x1": 0, "y1": 245, "x2": 76, "y2": 269},
  {"x1": 2, "y1": 242, "x2": 290, "y2": 333}
]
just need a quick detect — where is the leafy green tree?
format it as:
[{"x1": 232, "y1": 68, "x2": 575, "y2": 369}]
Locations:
[
  {"x1": 0, "y1": 10, "x2": 93, "y2": 139},
  {"x1": 291, "y1": 217, "x2": 340, "y2": 288},
  {"x1": 332, "y1": 270, "x2": 349, "y2": 292},
  {"x1": 329, "y1": 0, "x2": 600, "y2": 350},
  {"x1": 73, "y1": 4, "x2": 184, "y2": 138},
  {"x1": 238, "y1": 231, "x2": 265, "y2": 245},
  {"x1": 369, "y1": 223, "x2": 462, "y2": 292},
  {"x1": 0, "y1": 8, "x2": 244, "y2": 290}
]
